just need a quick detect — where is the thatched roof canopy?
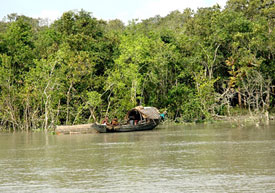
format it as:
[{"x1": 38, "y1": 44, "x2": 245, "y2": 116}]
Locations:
[{"x1": 126, "y1": 106, "x2": 160, "y2": 120}]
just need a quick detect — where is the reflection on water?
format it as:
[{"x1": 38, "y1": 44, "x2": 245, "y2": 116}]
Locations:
[{"x1": 1, "y1": 121, "x2": 275, "y2": 192}]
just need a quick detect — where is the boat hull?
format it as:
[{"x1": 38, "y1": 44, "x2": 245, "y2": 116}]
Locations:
[{"x1": 92, "y1": 121, "x2": 159, "y2": 133}]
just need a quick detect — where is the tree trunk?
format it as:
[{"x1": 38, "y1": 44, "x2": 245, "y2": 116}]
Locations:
[
  {"x1": 89, "y1": 108, "x2": 97, "y2": 122},
  {"x1": 44, "y1": 98, "x2": 48, "y2": 130},
  {"x1": 238, "y1": 86, "x2": 242, "y2": 108},
  {"x1": 66, "y1": 82, "x2": 73, "y2": 125},
  {"x1": 256, "y1": 92, "x2": 259, "y2": 111}
]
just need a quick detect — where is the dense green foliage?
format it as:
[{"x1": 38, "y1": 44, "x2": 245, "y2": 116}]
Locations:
[{"x1": 0, "y1": 0, "x2": 274, "y2": 130}]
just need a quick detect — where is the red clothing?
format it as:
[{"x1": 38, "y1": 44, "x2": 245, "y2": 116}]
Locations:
[{"x1": 102, "y1": 118, "x2": 109, "y2": 125}]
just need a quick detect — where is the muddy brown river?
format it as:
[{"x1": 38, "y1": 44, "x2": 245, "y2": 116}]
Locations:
[{"x1": 1, "y1": 121, "x2": 275, "y2": 192}]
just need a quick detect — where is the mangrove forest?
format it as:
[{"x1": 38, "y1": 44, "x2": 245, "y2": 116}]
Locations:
[{"x1": 0, "y1": 0, "x2": 274, "y2": 130}]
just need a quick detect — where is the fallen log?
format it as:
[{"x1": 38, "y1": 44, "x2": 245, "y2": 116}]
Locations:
[{"x1": 55, "y1": 123, "x2": 96, "y2": 134}]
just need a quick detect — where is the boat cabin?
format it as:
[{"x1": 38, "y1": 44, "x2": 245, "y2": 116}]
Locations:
[{"x1": 126, "y1": 106, "x2": 161, "y2": 125}]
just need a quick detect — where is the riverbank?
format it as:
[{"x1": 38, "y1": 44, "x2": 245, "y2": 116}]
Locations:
[
  {"x1": 1, "y1": 113, "x2": 274, "y2": 133},
  {"x1": 162, "y1": 113, "x2": 275, "y2": 128}
]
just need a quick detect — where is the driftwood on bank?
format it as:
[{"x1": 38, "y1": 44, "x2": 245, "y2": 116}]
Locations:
[{"x1": 55, "y1": 123, "x2": 96, "y2": 134}]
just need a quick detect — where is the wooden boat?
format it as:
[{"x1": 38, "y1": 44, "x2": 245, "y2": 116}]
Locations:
[
  {"x1": 92, "y1": 121, "x2": 158, "y2": 133},
  {"x1": 92, "y1": 106, "x2": 160, "y2": 133}
]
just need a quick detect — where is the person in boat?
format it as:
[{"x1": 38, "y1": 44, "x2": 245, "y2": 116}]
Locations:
[
  {"x1": 101, "y1": 116, "x2": 109, "y2": 125},
  {"x1": 160, "y1": 111, "x2": 167, "y2": 121},
  {"x1": 129, "y1": 115, "x2": 135, "y2": 125},
  {"x1": 111, "y1": 116, "x2": 119, "y2": 126}
]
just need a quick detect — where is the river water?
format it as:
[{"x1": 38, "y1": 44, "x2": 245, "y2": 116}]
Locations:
[{"x1": 0, "y1": 121, "x2": 275, "y2": 192}]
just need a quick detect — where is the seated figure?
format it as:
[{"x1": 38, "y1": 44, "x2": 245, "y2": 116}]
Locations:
[
  {"x1": 101, "y1": 116, "x2": 109, "y2": 125},
  {"x1": 111, "y1": 116, "x2": 119, "y2": 126}
]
